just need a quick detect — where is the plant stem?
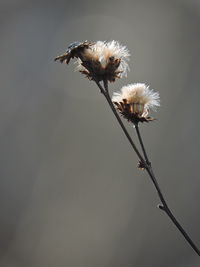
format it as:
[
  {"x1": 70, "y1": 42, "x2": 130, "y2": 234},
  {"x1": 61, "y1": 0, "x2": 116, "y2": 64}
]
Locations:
[
  {"x1": 135, "y1": 120, "x2": 200, "y2": 256},
  {"x1": 135, "y1": 123, "x2": 150, "y2": 165},
  {"x1": 96, "y1": 79, "x2": 200, "y2": 256},
  {"x1": 95, "y1": 80, "x2": 145, "y2": 164}
]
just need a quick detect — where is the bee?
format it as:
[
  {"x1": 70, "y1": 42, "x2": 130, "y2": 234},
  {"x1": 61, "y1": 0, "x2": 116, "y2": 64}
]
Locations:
[{"x1": 54, "y1": 41, "x2": 93, "y2": 64}]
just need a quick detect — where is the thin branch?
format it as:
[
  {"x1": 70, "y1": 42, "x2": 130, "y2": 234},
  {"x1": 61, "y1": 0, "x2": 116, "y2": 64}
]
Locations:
[
  {"x1": 135, "y1": 123, "x2": 200, "y2": 256},
  {"x1": 135, "y1": 123, "x2": 150, "y2": 165},
  {"x1": 94, "y1": 80, "x2": 145, "y2": 165}
]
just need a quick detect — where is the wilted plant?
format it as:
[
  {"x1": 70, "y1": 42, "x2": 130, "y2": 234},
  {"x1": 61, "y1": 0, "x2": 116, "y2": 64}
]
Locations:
[{"x1": 55, "y1": 40, "x2": 200, "y2": 256}]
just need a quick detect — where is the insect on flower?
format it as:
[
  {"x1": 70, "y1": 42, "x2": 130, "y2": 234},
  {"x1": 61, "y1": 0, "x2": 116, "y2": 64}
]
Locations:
[
  {"x1": 55, "y1": 40, "x2": 130, "y2": 83},
  {"x1": 54, "y1": 41, "x2": 94, "y2": 64}
]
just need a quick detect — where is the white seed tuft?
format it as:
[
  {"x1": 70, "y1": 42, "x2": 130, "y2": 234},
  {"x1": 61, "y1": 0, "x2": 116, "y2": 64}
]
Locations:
[{"x1": 112, "y1": 83, "x2": 160, "y2": 112}]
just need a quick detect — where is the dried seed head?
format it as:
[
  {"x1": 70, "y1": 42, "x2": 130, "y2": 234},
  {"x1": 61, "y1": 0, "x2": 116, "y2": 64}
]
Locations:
[
  {"x1": 112, "y1": 83, "x2": 160, "y2": 124},
  {"x1": 76, "y1": 40, "x2": 130, "y2": 82}
]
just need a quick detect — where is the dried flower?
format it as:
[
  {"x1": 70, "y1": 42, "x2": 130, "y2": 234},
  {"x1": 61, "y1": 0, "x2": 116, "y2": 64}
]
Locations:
[
  {"x1": 76, "y1": 40, "x2": 130, "y2": 82},
  {"x1": 112, "y1": 83, "x2": 160, "y2": 124},
  {"x1": 55, "y1": 40, "x2": 129, "y2": 82}
]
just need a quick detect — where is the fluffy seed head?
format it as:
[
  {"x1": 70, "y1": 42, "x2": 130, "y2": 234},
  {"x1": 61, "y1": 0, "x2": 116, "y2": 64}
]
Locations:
[
  {"x1": 76, "y1": 40, "x2": 130, "y2": 82},
  {"x1": 112, "y1": 83, "x2": 160, "y2": 124}
]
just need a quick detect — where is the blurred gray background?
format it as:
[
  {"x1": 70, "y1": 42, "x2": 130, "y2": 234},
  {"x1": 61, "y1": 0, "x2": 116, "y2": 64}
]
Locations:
[{"x1": 0, "y1": 0, "x2": 200, "y2": 266}]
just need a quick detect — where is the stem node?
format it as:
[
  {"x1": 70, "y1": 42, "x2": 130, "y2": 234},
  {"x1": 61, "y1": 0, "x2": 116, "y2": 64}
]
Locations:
[{"x1": 157, "y1": 204, "x2": 165, "y2": 211}]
